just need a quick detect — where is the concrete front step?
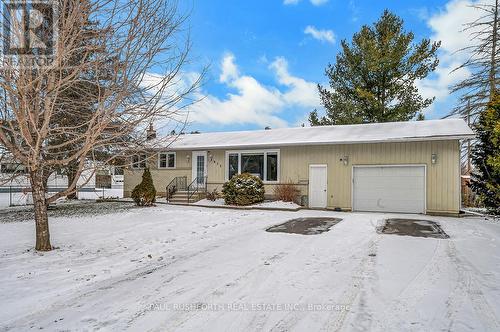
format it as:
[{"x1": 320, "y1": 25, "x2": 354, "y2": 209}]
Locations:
[
  {"x1": 170, "y1": 194, "x2": 202, "y2": 199},
  {"x1": 175, "y1": 190, "x2": 206, "y2": 194},
  {"x1": 168, "y1": 191, "x2": 205, "y2": 203},
  {"x1": 171, "y1": 194, "x2": 190, "y2": 198},
  {"x1": 169, "y1": 199, "x2": 200, "y2": 203},
  {"x1": 169, "y1": 200, "x2": 193, "y2": 203}
]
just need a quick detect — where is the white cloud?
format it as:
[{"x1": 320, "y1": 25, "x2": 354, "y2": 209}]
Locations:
[
  {"x1": 270, "y1": 57, "x2": 319, "y2": 107},
  {"x1": 219, "y1": 53, "x2": 239, "y2": 83},
  {"x1": 427, "y1": 0, "x2": 486, "y2": 58},
  {"x1": 304, "y1": 25, "x2": 335, "y2": 44},
  {"x1": 283, "y1": 0, "x2": 328, "y2": 6},
  {"x1": 187, "y1": 54, "x2": 320, "y2": 128},
  {"x1": 417, "y1": 0, "x2": 492, "y2": 113}
]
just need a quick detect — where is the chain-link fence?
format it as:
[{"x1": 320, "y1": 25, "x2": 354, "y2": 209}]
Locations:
[{"x1": 0, "y1": 186, "x2": 124, "y2": 208}]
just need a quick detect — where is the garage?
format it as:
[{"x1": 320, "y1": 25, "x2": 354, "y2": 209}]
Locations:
[{"x1": 352, "y1": 165, "x2": 426, "y2": 214}]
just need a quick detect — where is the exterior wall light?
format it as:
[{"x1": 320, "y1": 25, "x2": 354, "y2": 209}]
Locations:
[
  {"x1": 186, "y1": 154, "x2": 190, "y2": 164},
  {"x1": 341, "y1": 156, "x2": 349, "y2": 165},
  {"x1": 431, "y1": 153, "x2": 438, "y2": 164}
]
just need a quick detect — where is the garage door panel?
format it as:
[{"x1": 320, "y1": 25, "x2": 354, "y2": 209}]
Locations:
[
  {"x1": 353, "y1": 166, "x2": 425, "y2": 214},
  {"x1": 356, "y1": 178, "x2": 424, "y2": 190},
  {"x1": 355, "y1": 199, "x2": 423, "y2": 213},
  {"x1": 355, "y1": 188, "x2": 425, "y2": 200},
  {"x1": 355, "y1": 181, "x2": 424, "y2": 192}
]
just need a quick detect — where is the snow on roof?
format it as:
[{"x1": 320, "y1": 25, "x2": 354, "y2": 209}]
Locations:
[{"x1": 164, "y1": 119, "x2": 474, "y2": 150}]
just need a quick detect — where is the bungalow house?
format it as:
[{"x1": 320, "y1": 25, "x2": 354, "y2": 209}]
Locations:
[{"x1": 123, "y1": 119, "x2": 474, "y2": 216}]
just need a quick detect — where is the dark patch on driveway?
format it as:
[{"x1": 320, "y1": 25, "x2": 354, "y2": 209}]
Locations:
[
  {"x1": 266, "y1": 217, "x2": 342, "y2": 235},
  {"x1": 379, "y1": 218, "x2": 449, "y2": 239}
]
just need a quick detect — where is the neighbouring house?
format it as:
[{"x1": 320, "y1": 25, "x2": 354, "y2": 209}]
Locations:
[
  {"x1": 123, "y1": 119, "x2": 474, "y2": 216},
  {"x1": 0, "y1": 156, "x2": 124, "y2": 197}
]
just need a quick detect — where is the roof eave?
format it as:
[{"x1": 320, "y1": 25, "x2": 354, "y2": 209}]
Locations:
[{"x1": 165, "y1": 134, "x2": 475, "y2": 151}]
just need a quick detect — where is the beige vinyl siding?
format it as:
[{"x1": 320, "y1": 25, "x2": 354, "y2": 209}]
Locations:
[
  {"x1": 123, "y1": 140, "x2": 460, "y2": 215},
  {"x1": 278, "y1": 140, "x2": 460, "y2": 214},
  {"x1": 207, "y1": 150, "x2": 225, "y2": 186},
  {"x1": 123, "y1": 151, "x2": 193, "y2": 196}
]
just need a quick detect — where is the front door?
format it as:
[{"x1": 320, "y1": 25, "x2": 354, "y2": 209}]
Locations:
[
  {"x1": 309, "y1": 165, "x2": 327, "y2": 208},
  {"x1": 192, "y1": 151, "x2": 207, "y2": 188}
]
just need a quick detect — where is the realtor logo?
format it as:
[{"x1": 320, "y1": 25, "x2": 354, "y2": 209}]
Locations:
[{"x1": 1, "y1": 0, "x2": 58, "y2": 67}]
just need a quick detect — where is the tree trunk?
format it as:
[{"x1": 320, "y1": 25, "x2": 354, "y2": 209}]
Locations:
[
  {"x1": 490, "y1": 0, "x2": 499, "y2": 99},
  {"x1": 30, "y1": 172, "x2": 52, "y2": 251},
  {"x1": 66, "y1": 169, "x2": 78, "y2": 200}
]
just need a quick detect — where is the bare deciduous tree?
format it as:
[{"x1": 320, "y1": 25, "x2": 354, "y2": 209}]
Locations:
[
  {"x1": 0, "y1": 0, "x2": 202, "y2": 250},
  {"x1": 451, "y1": 0, "x2": 499, "y2": 120}
]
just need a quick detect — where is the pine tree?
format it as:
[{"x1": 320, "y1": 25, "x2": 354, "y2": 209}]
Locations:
[
  {"x1": 49, "y1": 6, "x2": 115, "y2": 199},
  {"x1": 470, "y1": 95, "x2": 500, "y2": 214},
  {"x1": 309, "y1": 10, "x2": 440, "y2": 125},
  {"x1": 131, "y1": 168, "x2": 157, "y2": 206}
]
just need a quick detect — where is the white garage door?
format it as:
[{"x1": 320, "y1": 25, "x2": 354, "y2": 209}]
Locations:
[{"x1": 353, "y1": 165, "x2": 426, "y2": 214}]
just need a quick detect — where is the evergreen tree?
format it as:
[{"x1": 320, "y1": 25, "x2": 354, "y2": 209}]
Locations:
[
  {"x1": 470, "y1": 95, "x2": 500, "y2": 215},
  {"x1": 310, "y1": 10, "x2": 440, "y2": 125},
  {"x1": 131, "y1": 168, "x2": 157, "y2": 206},
  {"x1": 49, "y1": 5, "x2": 129, "y2": 198}
]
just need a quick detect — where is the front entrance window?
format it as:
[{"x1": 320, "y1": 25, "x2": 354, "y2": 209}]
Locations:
[
  {"x1": 225, "y1": 150, "x2": 279, "y2": 182},
  {"x1": 241, "y1": 154, "x2": 264, "y2": 179},
  {"x1": 228, "y1": 153, "x2": 238, "y2": 180},
  {"x1": 196, "y1": 155, "x2": 205, "y2": 184},
  {"x1": 266, "y1": 153, "x2": 278, "y2": 181}
]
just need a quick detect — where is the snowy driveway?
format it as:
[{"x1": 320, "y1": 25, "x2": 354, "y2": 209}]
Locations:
[{"x1": 0, "y1": 205, "x2": 499, "y2": 331}]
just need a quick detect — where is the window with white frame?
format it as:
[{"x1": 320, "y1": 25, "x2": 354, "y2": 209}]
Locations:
[
  {"x1": 226, "y1": 150, "x2": 279, "y2": 182},
  {"x1": 0, "y1": 163, "x2": 26, "y2": 174},
  {"x1": 158, "y1": 152, "x2": 176, "y2": 169},
  {"x1": 132, "y1": 154, "x2": 147, "y2": 169}
]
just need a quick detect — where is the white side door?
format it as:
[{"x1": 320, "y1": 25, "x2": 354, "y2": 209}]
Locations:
[
  {"x1": 192, "y1": 151, "x2": 207, "y2": 188},
  {"x1": 309, "y1": 165, "x2": 328, "y2": 208}
]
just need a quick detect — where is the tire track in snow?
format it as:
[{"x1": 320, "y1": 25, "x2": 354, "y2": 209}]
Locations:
[
  {"x1": 2, "y1": 243, "x2": 222, "y2": 331},
  {"x1": 376, "y1": 238, "x2": 443, "y2": 330},
  {"x1": 264, "y1": 231, "x2": 378, "y2": 332},
  {"x1": 347, "y1": 240, "x2": 380, "y2": 332},
  {"x1": 161, "y1": 244, "x2": 301, "y2": 331},
  {"x1": 320, "y1": 235, "x2": 379, "y2": 332},
  {"x1": 445, "y1": 241, "x2": 499, "y2": 331},
  {"x1": 128, "y1": 223, "x2": 278, "y2": 330},
  {"x1": 2, "y1": 217, "x2": 261, "y2": 332}
]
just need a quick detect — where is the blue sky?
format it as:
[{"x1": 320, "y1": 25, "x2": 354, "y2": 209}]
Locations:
[{"x1": 171, "y1": 0, "x2": 483, "y2": 133}]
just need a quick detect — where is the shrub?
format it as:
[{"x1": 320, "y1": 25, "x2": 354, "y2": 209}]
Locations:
[
  {"x1": 273, "y1": 182, "x2": 300, "y2": 203},
  {"x1": 131, "y1": 168, "x2": 156, "y2": 206},
  {"x1": 206, "y1": 188, "x2": 220, "y2": 201},
  {"x1": 222, "y1": 173, "x2": 265, "y2": 206}
]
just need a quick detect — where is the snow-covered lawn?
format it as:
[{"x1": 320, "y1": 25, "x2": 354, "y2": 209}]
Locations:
[{"x1": 1, "y1": 205, "x2": 499, "y2": 331}]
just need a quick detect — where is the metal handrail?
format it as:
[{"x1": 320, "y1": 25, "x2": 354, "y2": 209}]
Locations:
[
  {"x1": 166, "y1": 178, "x2": 176, "y2": 202},
  {"x1": 186, "y1": 176, "x2": 208, "y2": 203},
  {"x1": 166, "y1": 176, "x2": 187, "y2": 202}
]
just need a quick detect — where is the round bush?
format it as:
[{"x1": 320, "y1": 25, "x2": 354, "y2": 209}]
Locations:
[
  {"x1": 131, "y1": 168, "x2": 156, "y2": 206},
  {"x1": 222, "y1": 173, "x2": 265, "y2": 206}
]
